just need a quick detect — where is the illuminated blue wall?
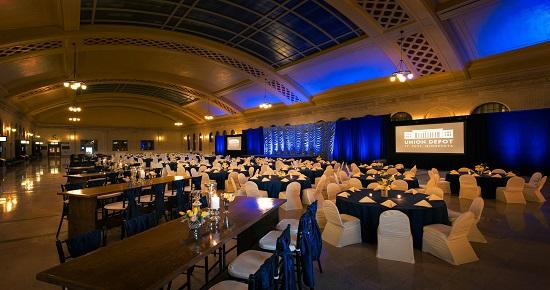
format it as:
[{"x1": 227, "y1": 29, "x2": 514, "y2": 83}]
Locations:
[
  {"x1": 263, "y1": 122, "x2": 335, "y2": 158},
  {"x1": 215, "y1": 135, "x2": 225, "y2": 155},
  {"x1": 333, "y1": 115, "x2": 388, "y2": 163}
]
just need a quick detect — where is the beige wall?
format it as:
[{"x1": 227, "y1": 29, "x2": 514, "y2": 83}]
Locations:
[{"x1": 0, "y1": 104, "x2": 34, "y2": 159}]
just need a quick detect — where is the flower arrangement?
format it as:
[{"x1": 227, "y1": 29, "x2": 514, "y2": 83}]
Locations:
[
  {"x1": 180, "y1": 207, "x2": 209, "y2": 229},
  {"x1": 377, "y1": 175, "x2": 396, "y2": 191},
  {"x1": 474, "y1": 163, "x2": 489, "y2": 173}
]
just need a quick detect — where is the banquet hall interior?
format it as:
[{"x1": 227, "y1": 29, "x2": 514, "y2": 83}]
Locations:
[{"x1": 0, "y1": 0, "x2": 549, "y2": 289}]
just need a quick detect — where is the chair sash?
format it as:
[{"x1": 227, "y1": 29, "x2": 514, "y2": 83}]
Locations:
[
  {"x1": 123, "y1": 211, "x2": 158, "y2": 238},
  {"x1": 65, "y1": 229, "x2": 103, "y2": 260},
  {"x1": 298, "y1": 202, "x2": 322, "y2": 288},
  {"x1": 277, "y1": 226, "x2": 297, "y2": 290}
]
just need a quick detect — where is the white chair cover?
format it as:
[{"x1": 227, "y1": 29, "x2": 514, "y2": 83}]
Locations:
[
  {"x1": 496, "y1": 176, "x2": 526, "y2": 204},
  {"x1": 391, "y1": 180, "x2": 408, "y2": 191},
  {"x1": 377, "y1": 210, "x2": 415, "y2": 264},
  {"x1": 459, "y1": 175, "x2": 481, "y2": 199},
  {"x1": 321, "y1": 201, "x2": 361, "y2": 247},
  {"x1": 280, "y1": 182, "x2": 302, "y2": 211}
]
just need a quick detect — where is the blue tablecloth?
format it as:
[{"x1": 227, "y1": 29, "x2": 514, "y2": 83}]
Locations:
[
  {"x1": 336, "y1": 189, "x2": 449, "y2": 249},
  {"x1": 207, "y1": 170, "x2": 230, "y2": 190},
  {"x1": 356, "y1": 175, "x2": 420, "y2": 189},
  {"x1": 252, "y1": 175, "x2": 312, "y2": 198},
  {"x1": 298, "y1": 168, "x2": 324, "y2": 182},
  {"x1": 445, "y1": 173, "x2": 509, "y2": 199}
]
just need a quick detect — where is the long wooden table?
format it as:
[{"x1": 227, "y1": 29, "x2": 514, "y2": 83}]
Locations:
[
  {"x1": 61, "y1": 176, "x2": 186, "y2": 238},
  {"x1": 37, "y1": 196, "x2": 284, "y2": 290},
  {"x1": 64, "y1": 172, "x2": 109, "y2": 183}
]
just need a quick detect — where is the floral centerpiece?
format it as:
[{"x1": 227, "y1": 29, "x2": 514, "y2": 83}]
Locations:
[
  {"x1": 474, "y1": 163, "x2": 489, "y2": 174},
  {"x1": 377, "y1": 175, "x2": 396, "y2": 197},
  {"x1": 180, "y1": 207, "x2": 209, "y2": 233}
]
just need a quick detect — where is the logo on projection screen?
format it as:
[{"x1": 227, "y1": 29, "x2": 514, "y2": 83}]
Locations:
[{"x1": 396, "y1": 123, "x2": 464, "y2": 154}]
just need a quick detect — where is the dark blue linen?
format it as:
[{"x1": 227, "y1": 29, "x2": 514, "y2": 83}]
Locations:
[
  {"x1": 124, "y1": 187, "x2": 141, "y2": 220},
  {"x1": 65, "y1": 229, "x2": 103, "y2": 259},
  {"x1": 298, "y1": 201, "x2": 322, "y2": 289},
  {"x1": 215, "y1": 135, "x2": 225, "y2": 155},
  {"x1": 277, "y1": 226, "x2": 296, "y2": 290},
  {"x1": 332, "y1": 115, "x2": 387, "y2": 163},
  {"x1": 445, "y1": 173, "x2": 509, "y2": 199},
  {"x1": 151, "y1": 183, "x2": 166, "y2": 220},
  {"x1": 357, "y1": 174, "x2": 420, "y2": 189},
  {"x1": 336, "y1": 189, "x2": 449, "y2": 249},
  {"x1": 123, "y1": 211, "x2": 158, "y2": 238},
  {"x1": 244, "y1": 128, "x2": 264, "y2": 155},
  {"x1": 252, "y1": 175, "x2": 312, "y2": 198},
  {"x1": 248, "y1": 254, "x2": 277, "y2": 290}
]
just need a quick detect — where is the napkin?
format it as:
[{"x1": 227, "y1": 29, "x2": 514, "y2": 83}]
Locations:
[
  {"x1": 348, "y1": 187, "x2": 358, "y2": 192},
  {"x1": 428, "y1": 194, "x2": 443, "y2": 201},
  {"x1": 414, "y1": 200, "x2": 432, "y2": 208},
  {"x1": 359, "y1": 196, "x2": 376, "y2": 203},
  {"x1": 205, "y1": 169, "x2": 211, "y2": 172},
  {"x1": 337, "y1": 192, "x2": 350, "y2": 198},
  {"x1": 383, "y1": 166, "x2": 389, "y2": 169},
  {"x1": 507, "y1": 172, "x2": 516, "y2": 177},
  {"x1": 353, "y1": 173, "x2": 361, "y2": 177},
  {"x1": 396, "y1": 172, "x2": 402, "y2": 176},
  {"x1": 366, "y1": 166, "x2": 372, "y2": 169},
  {"x1": 381, "y1": 200, "x2": 397, "y2": 208},
  {"x1": 473, "y1": 173, "x2": 480, "y2": 177},
  {"x1": 262, "y1": 177, "x2": 270, "y2": 182},
  {"x1": 404, "y1": 177, "x2": 413, "y2": 180},
  {"x1": 492, "y1": 174, "x2": 502, "y2": 178},
  {"x1": 298, "y1": 176, "x2": 306, "y2": 181},
  {"x1": 366, "y1": 176, "x2": 374, "y2": 180},
  {"x1": 281, "y1": 178, "x2": 289, "y2": 182},
  {"x1": 249, "y1": 176, "x2": 258, "y2": 180},
  {"x1": 450, "y1": 170, "x2": 459, "y2": 175},
  {"x1": 405, "y1": 189, "x2": 418, "y2": 195}
]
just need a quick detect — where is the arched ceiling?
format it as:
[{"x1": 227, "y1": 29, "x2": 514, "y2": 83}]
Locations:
[{"x1": 0, "y1": 0, "x2": 548, "y2": 128}]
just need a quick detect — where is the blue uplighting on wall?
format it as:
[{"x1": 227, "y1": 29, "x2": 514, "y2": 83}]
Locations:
[
  {"x1": 215, "y1": 135, "x2": 225, "y2": 155},
  {"x1": 333, "y1": 115, "x2": 387, "y2": 163},
  {"x1": 476, "y1": 0, "x2": 550, "y2": 57},
  {"x1": 263, "y1": 122, "x2": 335, "y2": 158}
]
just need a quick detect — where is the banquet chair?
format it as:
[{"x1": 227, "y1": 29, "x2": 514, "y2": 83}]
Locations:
[
  {"x1": 348, "y1": 178, "x2": 363, "y2": 190},
  {"x1": 366, "y1": 169, "x2": 378, "y2": 175},
  {"x1": 338, "y1": 170, "x2": 350, "y2": 183},
  {"x1": 200, "y1": 173, "x2": 211, "y2": 192},
  {"x1": 57, "y1": 183, "x2": 85, "y2": 238},
  {"x1": 492, "y1": 169, "x2": 507, "y2": 175},
  {"x1": 103, "y1": 187, "x2": 142, "y2": 231},
  {"x1": 386, "y1": 168, "x2": 398, "y2": 175},
  {"x1": 391, "y1": 180, "x2": 409, "y2": 191},
  {"x1": 326, "y1": 183, "x2": 342, "y2": 201},
  {"x1": 279, "y1": 182, "x2": 303, "y2": 211},
  {"x1": 496, "y1": 176, "x2": 526, "y2": 204},
  {"x1": 248, "y1": 167, "x2": 255, "y2": 177},
  {"x1": 422, "y1": 212, "x2": 478, "y2": 265},
  {"x1": 377, "y1": 210, "x2": 415, "y2": 264},
  {"x1": 190, "y1": 168, "x2": 199, "y2": 177},
  {"x1": 228, "y1": 226, "x2": 292, "y2": 282},
  {"x1": 459, "y1": 175, "x2": 481, "y2": 200},
  {"x1": 210, "y1": 254, "x2": 277, "y2": 290},
  {"x1": 367, "y1": 182, "x2": 379, "y2": 190},
  {"x1": 56, "y1": 229, "x2": 105, "y2": 264},
  {"x1": 244, "y1": 181, "x2": 268, "y2": 198},
  {"x1": 448, "y1": 197, "x2": 487, "y2": 243},
  {"x1": 260, "y1": 164, "x2": 270, "y2": 175},
  {"x1": 322, "y1": 200, "x2": 361, "y2": 247},
  {"x1": 306, "y1": 188, "x2": 327, "y2": 230},
  {"x1": 426, "y1": 187, "x2": 444, "y2": 199},
  {"x1": 458, "y1": 167, "x2": 471, "y2": 173},
  {"x1": 395, "y1": 164, "x2": 404, "y2": 170},
  {"x1": 431, "y1": 168, "x2": 451, "y2": 195},
  {"x1": 236, "y1": 173, "x2": 248, "y2": 196},
  {"x1": 523, "y1": 176, "x2": 547, "y2": 203},
  {"x1": 527, "y1": 172, "x2": 543, "y2": 187},
  {"x1": 122, "y1": 211, "x2": 158, "y2": 239},
  {"x1": 225, "y1": 172, "x2": 239, "y2": 193}
]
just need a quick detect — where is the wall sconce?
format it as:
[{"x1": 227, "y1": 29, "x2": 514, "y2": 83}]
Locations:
[{"x1": 11, "y1": 128, "x2": 16, "y2": 132}]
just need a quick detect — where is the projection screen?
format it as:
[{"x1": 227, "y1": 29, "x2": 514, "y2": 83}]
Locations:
[
  {"x1": 395, "y1": 122, "x2": 465, "y2": 154},
  {"x1": 226, "y1": 136, "x2": 242, "y2": 151}
]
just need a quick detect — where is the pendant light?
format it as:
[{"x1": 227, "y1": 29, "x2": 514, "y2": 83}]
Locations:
[
  {"x1": 390, "y1": 31, "x2": 414, "y2": 83},
  {"x1": 204, "y1": 98, "x2": 214, "y2": 120},
  {"x1": 63, "y1": 43, "x2": 87, "y2": 91},
  {"x1": 259, "y1": 78, "x2": 272, "y2": 109}
]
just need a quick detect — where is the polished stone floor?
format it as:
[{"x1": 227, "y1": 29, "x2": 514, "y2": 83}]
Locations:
[{"x1": 1, "y1": 158, "x2": 549, "y2": 289}]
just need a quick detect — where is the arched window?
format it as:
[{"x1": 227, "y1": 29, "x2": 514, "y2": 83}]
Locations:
[
  {"x1": 192, "y1": 134, "x2": 196, "y2": 151},
  {"x1": 186, "y1": 135, "x2": 190, "y2": 151},
  {"x1": 215, "y1": 131, "x2": 220, "y2": 136},
  {"x1": 472, "y1": 102, "x2": 509, "y2": 114},
  {"x1": 230, "y1": 129, "x2": 235, "y2": 135},
  {"x1": 209, "y1": 132, "x2": 213, "y2": 143},
  {"x1": 223, "y1": 130, "x2": 227, "y2": 136},
  {"x1": 391, "y1": 112, "x2": 413, "y2": 122},
  {"x1": 199, "y1": 133, "x2": 203, "y2": 151}
]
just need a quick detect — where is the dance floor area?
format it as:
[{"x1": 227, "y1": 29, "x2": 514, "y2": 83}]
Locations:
[{"x1": 1, "y1": 158, "x2": 549, "y2": 290}]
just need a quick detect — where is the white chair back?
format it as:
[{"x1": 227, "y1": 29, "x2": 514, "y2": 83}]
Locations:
[
  {"x1": 391, "y1": 180, "x2": 408, "y2": 191},
  {"x1": 190, "y1": 168, "x2": 198, "y2": 177},
  {"x1": 448, "y1": 212, "x2": 475, "y2": 240},
  {"x1": 244, "y1": 181, "x2": 261, "y2": 197},
  {"x1": 458, "y1": 167, "x2": 471, "y2": 173},
  {"x1": 248, "y1": 167, "x2": 255, "y2": 177},
  {"x1": 386, "y1": 168, "x2": 398, "y2": 175},
  {"x1": 327, "y1": 183, "x2": 341, "y2": 200},
  {"x1": 379, "y1": 210, "x2": 411, "y2": 237},
  {"x1": 492, "y1": 168, "x2": 506, "y2": 174},
  {"x1": 505, "y1": 176, "x2": 525, "y2": 191},
  {"x1": 323, "y1": 200, "x2": 343, "y2": 227},
  {"x1": 537, "y1": 176, "x2": 547, "y2": 190},
  {"x1": 348, "y1": 178, "x2": 363, "y2": 189},
  {"x1": 528, "y1": 172, "x2": 542, "y2": 185},
  {"x1": 459, "y1": 174, "x2": 478, "y2": 187},
  {"x1": 426, "y1": 186, "x2": 444, "y2": 198},
  {"x1": 367, "y1": 182, "x2": 379, "y2": 190},
  {"x1": 366, "y1": 169, "x2": 378, "y2": 175},
  {"x1": 469, "y1": 197, "x2": 484, "y2": 222},
  {"x1": 284, "y1": 182, "x2": 303, "y2": 211},
  {"x1": 238, "y1": 173, "x2": 248, "y2": 187}
]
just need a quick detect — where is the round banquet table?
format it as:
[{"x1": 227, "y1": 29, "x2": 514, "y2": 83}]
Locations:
[
  {"x1": 445, "y1": 173, "x2": 509, "y2": 199},
  {"x1": 297, "y1": 168, "x2": 324, "y2": 182},
  {"x1": 359, "y1": 165, "x2": 405, "y2": 174},
  {"x1": 355, "y1": 174, "x2": 420, "y2": 189},
  {"x1": 336, "y1": 189, "x2": 449, "y2": 249},
  {"x1": 206, "y1": 170, "x2": 230, "y2": 190},
  {"x1": 251, "y1": 175, "x2": 312, "y2": 198}
]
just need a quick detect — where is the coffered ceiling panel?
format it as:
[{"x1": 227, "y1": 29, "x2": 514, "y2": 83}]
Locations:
[{"x1": 0, "y1": 0, "x2": 61, "y2": 31}]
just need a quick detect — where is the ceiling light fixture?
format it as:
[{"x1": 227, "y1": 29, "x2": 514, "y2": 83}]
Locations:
[
  {"x1": 174, "y1": 122, "x2": 183, "y2": 126},
  {"x1": 63, "y1": 43, "x2": 87, "y2": 90},
  {"x1": 259, "y1": 78, "x2": 272, "y2": 109},
  {"x1": 68, "y1": 106, "x2": 82, "y2": 112},
  {"x1": 390, "y1": 30, "x2": 414, "y2": 83},
  {"x1": 68, "y1": 117, "x2": 81, "y2": 122}
]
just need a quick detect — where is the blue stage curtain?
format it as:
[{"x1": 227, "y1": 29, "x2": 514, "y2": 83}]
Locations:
[
  {"x1": 333, "y1": 115, "x2": 387, "y2": 163},
  {"x1": 263, "y1": 122, "x2": 335, "y2": 159},
  {"x1": 243, "y1": 128, "x2": 264, "y2": 155},
  {"x1": 215, "y1": 135, "x2": 225, "y2": 155},
  {"x1": 485, "y1": 109, "x2": 550, "y2": 174}
]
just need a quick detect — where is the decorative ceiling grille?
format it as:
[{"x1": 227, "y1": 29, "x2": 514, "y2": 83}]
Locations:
[
  {"x1": 398, "y1": 33, "x2": 446, "y2": 76},
  {"x1": 83, "y1": 37, "x2": 305, "y2": 103},
  {"x1": 0, "y1": 40, "x2": 63, "y2": 58},
  {"x1": 15, "y1": 84, "x2": 63, "y2": 100},
  {"x1": 355, "y1": 0, "x2": 410, "y2": 29},
  {"x1": 80, "y1": 82, "x2": 197, "y2": 105}
]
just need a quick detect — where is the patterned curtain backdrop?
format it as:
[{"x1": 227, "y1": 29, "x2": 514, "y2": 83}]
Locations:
[{"x1": 263, "y1": 122, "x2": 335, "y2": 159}]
